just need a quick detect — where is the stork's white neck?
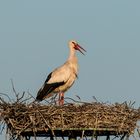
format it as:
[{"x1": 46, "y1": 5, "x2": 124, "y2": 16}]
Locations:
[{"x1": 68, "y1": 47, "x2": 76, "y2": 60}]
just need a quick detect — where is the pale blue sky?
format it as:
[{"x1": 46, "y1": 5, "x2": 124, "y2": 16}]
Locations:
[{"x1": 0, "y1": 0, "x2": 140, "y2": 139}]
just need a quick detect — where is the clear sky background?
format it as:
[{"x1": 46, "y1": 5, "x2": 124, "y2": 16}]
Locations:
[{"x1": 0, "y1": 0, "x2": 140, "y2": 139}]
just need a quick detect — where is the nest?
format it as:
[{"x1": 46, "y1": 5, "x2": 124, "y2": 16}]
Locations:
[{"x1": 0, "y1": 92, "x2": 140, "y2": 139}]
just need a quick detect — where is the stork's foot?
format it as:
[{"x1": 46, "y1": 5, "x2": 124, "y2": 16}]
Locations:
[{"x1": 59, "y1": 92, "x2": 64, "y2": 105}]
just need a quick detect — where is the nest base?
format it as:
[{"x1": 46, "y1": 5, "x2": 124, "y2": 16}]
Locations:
[{"x1": 20, "y1": 128, "x2": 128, "y2": 137}]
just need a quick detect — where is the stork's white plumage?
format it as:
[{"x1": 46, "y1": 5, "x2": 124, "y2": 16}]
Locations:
[{"x1": 36, "y1": 40, "x2": 86, "y2": 105}]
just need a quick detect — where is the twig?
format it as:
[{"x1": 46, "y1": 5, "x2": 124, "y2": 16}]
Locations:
[
  {"x1": 0, "y1": 121, "x2": 5, "y2": 134},
  {"x1": 64, "y1": 97, "x2": 92, "y2": 104},
  {"x1": 37, "y1": 109, "x2": 53, "y2": 133},
  {"x1": 0, "y1": 93, "x2": 11, "y2": 102},
  {"x1": 17, "y1": 91, "x2": 25, "y2": 102},
  {"x1": 11, "y1": 79, "x2": 19, "y2": 99}
]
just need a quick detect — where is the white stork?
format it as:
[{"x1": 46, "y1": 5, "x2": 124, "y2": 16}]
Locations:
[{"x1": 36, "y1": 40, "x2": 86, "y2": 105}]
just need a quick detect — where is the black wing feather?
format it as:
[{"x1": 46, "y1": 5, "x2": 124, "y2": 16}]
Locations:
[
  {"x1": 36, "y1": 81, "x2": 64, "y2": 101},
  {"x1": 45, "y1": 72, "x2": 52, "y2": 83}
]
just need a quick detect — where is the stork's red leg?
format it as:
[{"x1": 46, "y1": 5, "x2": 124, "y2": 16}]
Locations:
[{"x1": 59, "y1": 92, "x2": 64, "y2": 105}]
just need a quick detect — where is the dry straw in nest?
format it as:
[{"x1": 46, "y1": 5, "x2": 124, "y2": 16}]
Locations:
[{"x1": 0, "y1": 92, "x2": 140, "y2": 138}]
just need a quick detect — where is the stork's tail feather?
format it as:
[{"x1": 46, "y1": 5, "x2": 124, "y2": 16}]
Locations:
[
  {"x1": 35, "y1": 89, "x2": 45, "y2": 101},
  {"x1": 36, "y1": 84, "x2": 54, "y2": 101},
  {"x1": 36, "y1": 90, "x2": 45, "y2": 101},
  {"x1": 36, "y1": 82, "x2": 65, "y2": 101}
]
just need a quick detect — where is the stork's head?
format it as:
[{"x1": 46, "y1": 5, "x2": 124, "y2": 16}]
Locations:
[{"x1": 69, "y1": 40, "x2": 86, "y2": 55}]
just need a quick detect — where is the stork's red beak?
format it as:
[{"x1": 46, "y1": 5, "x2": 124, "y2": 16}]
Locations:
[{"x1": 74, "y1": 43, "x2": 86, "y2": 55}]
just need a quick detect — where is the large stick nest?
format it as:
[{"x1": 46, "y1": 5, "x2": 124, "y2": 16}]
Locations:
[{"x1": 0, "y1": 93, "x2": 140, "y2": 138}]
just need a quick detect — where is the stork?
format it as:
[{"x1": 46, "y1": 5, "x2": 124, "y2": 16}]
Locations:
[{"x1": 36, "y1": 40, "x2": 86, "y2": 105}]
